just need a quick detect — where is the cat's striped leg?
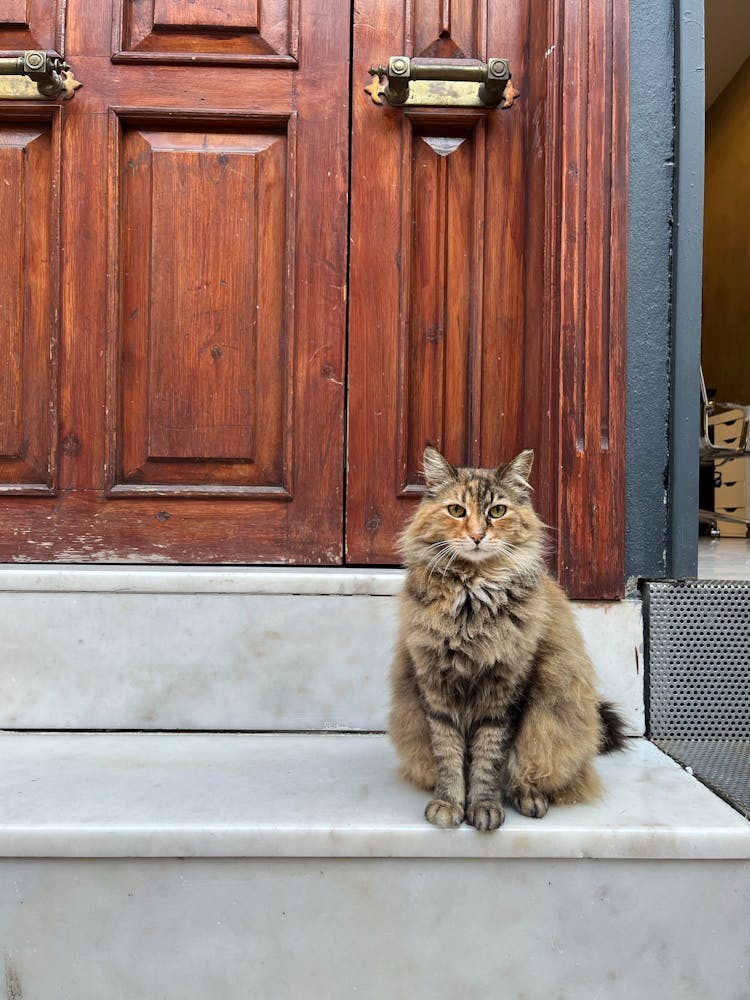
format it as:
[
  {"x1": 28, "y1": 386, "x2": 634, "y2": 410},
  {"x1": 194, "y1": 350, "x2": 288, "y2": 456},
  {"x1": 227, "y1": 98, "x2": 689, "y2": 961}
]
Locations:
[
  {"x1": 465, "y1": 723, "x2": 507, "y2": 831},
  {"x1": 424, "y1": 714, "x2": 466, "y2": 828},
  {"x1": 389, "y1": 644, "x2": 437, "y2": 791}
]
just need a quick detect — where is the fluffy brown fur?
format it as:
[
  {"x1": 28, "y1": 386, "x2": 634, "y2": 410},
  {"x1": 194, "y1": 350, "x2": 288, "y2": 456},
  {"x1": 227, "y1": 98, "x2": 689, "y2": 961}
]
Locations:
[{"x1": 389, "y1": 446, "x2": 627, "y2": 830}]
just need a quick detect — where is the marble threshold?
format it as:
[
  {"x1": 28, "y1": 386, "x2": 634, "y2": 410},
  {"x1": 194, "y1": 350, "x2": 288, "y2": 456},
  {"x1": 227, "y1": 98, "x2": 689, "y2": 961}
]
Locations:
[
  {"x1": 1, "y1": 732, "x2": 747, "y2": 861},
  {"x1": 697, "y1": 537, "x2": 750, "y2": 580}
]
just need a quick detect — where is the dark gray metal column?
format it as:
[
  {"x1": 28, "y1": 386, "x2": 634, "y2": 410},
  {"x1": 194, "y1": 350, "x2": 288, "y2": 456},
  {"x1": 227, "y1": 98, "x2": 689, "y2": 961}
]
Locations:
[
  {"x1": 668, "y1": 0, "x2": 705, "y2": 579},
  {"x1": 625, "y1": 0, "x2": 675, "y2": 585}
]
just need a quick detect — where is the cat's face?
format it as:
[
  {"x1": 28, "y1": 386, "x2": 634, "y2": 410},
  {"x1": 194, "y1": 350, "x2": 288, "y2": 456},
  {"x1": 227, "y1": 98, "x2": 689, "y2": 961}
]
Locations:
[{"x1": 402, "y1": 446, "x2": 542, "y2": 569}]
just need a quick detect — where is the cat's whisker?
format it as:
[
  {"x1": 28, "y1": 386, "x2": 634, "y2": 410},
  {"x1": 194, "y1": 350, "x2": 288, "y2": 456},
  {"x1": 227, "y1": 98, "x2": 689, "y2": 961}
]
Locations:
[
  {"x1": 440, "y1": 548, "x2": 461, "y2": 578},
  {"x1": 426, "y1": 556, "x2": 445, "y2": 579},
  {"x1": 422, "y1": 541, "x2": 453, "y2": 563},
  {"x1": 490, "y1": 540, "x2": 523, "y2": 559},
  {"x1": 424, "y1": 542, "x2": 455, "y2": 579}
]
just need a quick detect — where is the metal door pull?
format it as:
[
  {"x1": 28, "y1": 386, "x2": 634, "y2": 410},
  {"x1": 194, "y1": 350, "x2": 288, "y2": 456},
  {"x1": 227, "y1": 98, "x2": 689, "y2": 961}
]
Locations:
[
  {"x1": 366, "y1": 56, "x2": 516, "y2": 108},
  {"x1": 0, "y1": 51, "x2": 81, "y2": 101}
]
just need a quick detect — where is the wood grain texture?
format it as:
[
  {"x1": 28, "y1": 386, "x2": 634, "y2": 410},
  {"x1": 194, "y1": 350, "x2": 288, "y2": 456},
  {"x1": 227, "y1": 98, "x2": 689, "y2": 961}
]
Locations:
[
  {"x1": 0, "y1": 1, "x2": 29, "y2": 26},
  {"x1": 0, "y1": 0, "x2": 627, "y2": 587},
  {"x1": 555, "y1": 0, "x2": 628, "y2": 597},
  {"x1": 0, "y1": 141, "x2": 23, "y2": 458},
  {"x1": 0, "y1": 0, "x2": 350, "y2": 563},
  {"x1": 396, "y1": 113, "x2": 484, "y2": 495},
  {"x1": 153, "y1": 0, "x2": 260, "y2": 30}
]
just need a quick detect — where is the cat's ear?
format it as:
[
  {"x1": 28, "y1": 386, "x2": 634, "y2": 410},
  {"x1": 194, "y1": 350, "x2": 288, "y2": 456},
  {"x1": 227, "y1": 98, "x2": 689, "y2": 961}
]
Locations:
[
  {"x1": 501, "y1": 449, "x2": 534, "y2": 491},
  {"x1": 423, "y1": 445, "x2": 457, "y2": 488}
]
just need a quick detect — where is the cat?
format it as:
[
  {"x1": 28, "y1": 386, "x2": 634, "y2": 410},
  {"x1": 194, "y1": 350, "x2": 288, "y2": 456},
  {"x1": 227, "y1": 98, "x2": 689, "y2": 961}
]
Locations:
[{"x1": 389, "y1": 445, "x2": 628, "y2": 830}]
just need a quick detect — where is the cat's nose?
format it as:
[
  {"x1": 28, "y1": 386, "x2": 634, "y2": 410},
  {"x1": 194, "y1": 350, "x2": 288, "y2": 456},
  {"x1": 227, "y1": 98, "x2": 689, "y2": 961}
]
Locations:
[{"x1": 469, "y1": 530, "x2": 485, "y2": 545}]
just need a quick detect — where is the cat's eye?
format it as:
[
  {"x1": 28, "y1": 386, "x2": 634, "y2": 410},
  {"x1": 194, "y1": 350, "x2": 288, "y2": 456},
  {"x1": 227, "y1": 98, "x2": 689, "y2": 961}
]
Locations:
[
  {"x1": 447, "y1": 503, "x2": 466, "y2": 518},
  {"x1": 488, "y1": 503, "x2": 507, "y2": 519}
]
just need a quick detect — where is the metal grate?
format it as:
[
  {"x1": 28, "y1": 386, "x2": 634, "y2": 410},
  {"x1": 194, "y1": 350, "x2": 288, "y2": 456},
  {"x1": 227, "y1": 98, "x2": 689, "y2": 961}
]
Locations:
[
  {"x1": 645, "y1": 580, "x2": 750, "y2": 739},
  {"x1": 653, "y1": 738, "x2": 750, "y2": 819},
  {"x1": 645, "y1": 580, "x2": 750, "y2": 818}
]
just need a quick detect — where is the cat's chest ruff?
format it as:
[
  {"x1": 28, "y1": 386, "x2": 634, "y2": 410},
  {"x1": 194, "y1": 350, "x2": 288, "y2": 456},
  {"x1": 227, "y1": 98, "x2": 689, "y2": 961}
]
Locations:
[
  {"x1": 406, "y1": 570, "x2": 533, "y2": 651},
  {"x1": 448, "y1": 579, "x2": 521, "y2": 637},
  {"x1": 421, "y1": 582, "x2": 524, "y2": 667},
  {"x1": 451, "y1": 580, "x2": 505, "y2": 619}
]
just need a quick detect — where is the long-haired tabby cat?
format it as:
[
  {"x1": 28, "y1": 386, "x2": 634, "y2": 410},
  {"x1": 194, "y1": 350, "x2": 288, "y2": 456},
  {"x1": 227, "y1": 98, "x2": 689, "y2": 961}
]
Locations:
[{"x1": 390, "y1": 445, "x2": 627, "y2": 830}]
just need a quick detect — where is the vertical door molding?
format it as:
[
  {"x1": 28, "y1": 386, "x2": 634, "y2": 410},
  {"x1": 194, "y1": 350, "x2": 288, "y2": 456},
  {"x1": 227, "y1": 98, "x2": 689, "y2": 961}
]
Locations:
[{"x1": 553, "y1": 0, "x2": 629, "y2": 597}]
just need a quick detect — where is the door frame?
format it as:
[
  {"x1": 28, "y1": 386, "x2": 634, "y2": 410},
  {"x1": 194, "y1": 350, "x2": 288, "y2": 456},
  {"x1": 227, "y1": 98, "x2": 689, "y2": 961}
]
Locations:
[{"x1": 551, "y1": 0, "x2": 629, "y2": 597}]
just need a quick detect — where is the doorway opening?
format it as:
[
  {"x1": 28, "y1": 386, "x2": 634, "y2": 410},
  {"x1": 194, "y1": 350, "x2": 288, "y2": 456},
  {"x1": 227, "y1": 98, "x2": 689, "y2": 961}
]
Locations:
[{"x1": 699, "y1": 0, "x2": 750, "y2": 574}]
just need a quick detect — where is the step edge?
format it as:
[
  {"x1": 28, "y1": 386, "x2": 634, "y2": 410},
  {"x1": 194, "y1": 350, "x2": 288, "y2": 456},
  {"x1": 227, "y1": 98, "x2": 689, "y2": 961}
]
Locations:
[
  {"x1": 1, "y1": 828, "x2": 748, "y2": 861},
  {"x1": 0, "y1": 565, "x2": 407, "y2": 596}
]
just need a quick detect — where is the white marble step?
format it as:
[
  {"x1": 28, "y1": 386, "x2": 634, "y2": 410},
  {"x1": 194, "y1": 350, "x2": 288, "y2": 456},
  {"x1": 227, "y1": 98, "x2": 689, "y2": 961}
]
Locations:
[
  {"x1": 0, "y1": 566, "x2": 645, "y2": 732},
  {"x1": 1, "y1": 732, "x2": 747, "y2": 859},
  {"x1": 2, "y1": 732, "x2": 748, "y2": 1000}
]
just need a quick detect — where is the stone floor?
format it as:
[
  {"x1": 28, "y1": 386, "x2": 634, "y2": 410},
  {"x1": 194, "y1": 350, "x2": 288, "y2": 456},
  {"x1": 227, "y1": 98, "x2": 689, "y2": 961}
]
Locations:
[{"x1": 698, "y1": 536, "x2": 750, "y2": 579}]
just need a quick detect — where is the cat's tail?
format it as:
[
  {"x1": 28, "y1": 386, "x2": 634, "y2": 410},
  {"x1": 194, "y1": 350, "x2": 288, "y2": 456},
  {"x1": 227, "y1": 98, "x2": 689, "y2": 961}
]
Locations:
[{"x1": 597, "y1": 700, "x2": 629, "y2": 754}]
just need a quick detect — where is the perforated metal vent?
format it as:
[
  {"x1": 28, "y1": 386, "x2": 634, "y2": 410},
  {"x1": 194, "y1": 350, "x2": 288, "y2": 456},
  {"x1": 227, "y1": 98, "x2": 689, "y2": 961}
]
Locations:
[
  {"x1": 645, "y1": 579, "x2": 750, "y2": 817},
  {"x1": 646, "y1": 580, "x2": 750, "y2": 739},
  {"x1": 652, "y1": 738, "x2": 750, "y2": 819}
]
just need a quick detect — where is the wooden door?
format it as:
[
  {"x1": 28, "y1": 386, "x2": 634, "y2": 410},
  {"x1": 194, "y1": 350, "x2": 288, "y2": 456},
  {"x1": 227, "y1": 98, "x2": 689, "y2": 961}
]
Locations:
[
  {"x1": 346, "y1": 0, "x2": 628, "y2": 598},
  {"x1": 0, "y1": 1, "x2": 627, "y2": 596},
  {"x1": 0, "y1": 0, "x2": 349, "y2": 563}
]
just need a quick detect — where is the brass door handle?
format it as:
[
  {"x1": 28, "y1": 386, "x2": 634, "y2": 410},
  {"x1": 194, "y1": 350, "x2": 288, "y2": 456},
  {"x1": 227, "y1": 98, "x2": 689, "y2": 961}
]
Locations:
[
  {"x1": 366, "y1": 56, "x2": 516, "y2": 109},
  {"x1": 0, "y1": 51, "x2": 81, "y2": 101}
]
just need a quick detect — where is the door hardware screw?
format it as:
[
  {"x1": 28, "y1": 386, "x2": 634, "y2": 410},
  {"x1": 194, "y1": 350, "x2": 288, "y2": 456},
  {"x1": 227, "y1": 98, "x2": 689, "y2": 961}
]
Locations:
[{"x1": 24, "y1": 51, "x2": 45, "y2": 71}]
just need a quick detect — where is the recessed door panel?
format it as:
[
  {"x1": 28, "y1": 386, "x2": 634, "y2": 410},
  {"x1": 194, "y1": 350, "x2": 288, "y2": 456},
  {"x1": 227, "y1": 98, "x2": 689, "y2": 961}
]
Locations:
[
  {"x1": 0, "y1": 115, "x2": 58, "y2": 494},
  {"x1": 115, "y1": 120, "x2": 291, "y2": 496},
  {"x1": 396, "y1": 113, "x2": 486, "y2": 496},
  {"x1": 412, "y1": 0, "x2": 486, "y2": 58},
  {"x1": 115, "y1": 0, "x2": 295, "y2": 64},
  {"x1": 0, "y1": 0, "x2": 61, "y2": 53}
]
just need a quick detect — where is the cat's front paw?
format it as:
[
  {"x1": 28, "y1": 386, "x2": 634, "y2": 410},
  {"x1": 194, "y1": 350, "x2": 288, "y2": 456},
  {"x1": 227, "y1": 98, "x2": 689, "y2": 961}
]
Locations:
[
  {"x1": 512, "y1": 790, "x2": 549, "y2": 819},
  {"x1": 425, "y1": 798, "x2": 464, "y2": 828},
  {"x1": 466, "y1": 800, "x2": 505, "y2": 831}
]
